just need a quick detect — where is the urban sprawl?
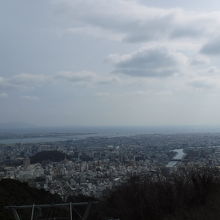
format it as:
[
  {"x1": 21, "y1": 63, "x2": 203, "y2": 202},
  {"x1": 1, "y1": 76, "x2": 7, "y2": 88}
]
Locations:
[{"x1": 1, "y1": 133, "x2": 220, "y2": 199}]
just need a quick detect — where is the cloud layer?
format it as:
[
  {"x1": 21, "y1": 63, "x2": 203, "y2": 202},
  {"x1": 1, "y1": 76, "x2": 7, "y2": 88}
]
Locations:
[
  {"x1": 0, "y1": 71, "x2": 119, "y2": 91},
  {"x1": 52, "y1": 0, "x2": 220, "y2": 43},
  {"x1": 111, "y1": 47, "x2": 186, "y2": 77},
  {"x1": 2, "y1": 0, "x2": 220, "y2": 126}
]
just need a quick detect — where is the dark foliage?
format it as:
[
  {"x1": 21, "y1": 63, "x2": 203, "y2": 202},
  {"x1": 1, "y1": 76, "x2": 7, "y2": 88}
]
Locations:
[
  {"x1": 66, "y1": 195, "x2": 99, "y2": 220},
  {"x1": 3, "y1": 167, "x2": 220, "y2": 220},
  {"x1": 97, "y1": 167, "x2": 220, "y2": 220},
  {"x1": 0, "y1": 179, "x2": 61, "y2": 220},
  {"x1": 30, "y1": 150, "x2": 67, "y2": 163}
]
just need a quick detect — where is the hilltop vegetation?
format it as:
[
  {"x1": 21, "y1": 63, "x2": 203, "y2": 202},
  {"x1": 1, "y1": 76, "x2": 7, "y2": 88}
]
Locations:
[
  {"x1": 0, "y1": 179, "x2": 61, "y2": 220},
  {"x1": 97, "y1": 167, "x2": 220, "y2": 220},
  {"x1": 2, "y1": 167, "x2": 220, "y2": 220}
]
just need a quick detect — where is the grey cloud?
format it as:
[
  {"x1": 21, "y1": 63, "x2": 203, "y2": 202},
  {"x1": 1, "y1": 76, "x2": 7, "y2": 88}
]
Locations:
[
  {"x1": 171, "y1": 26, "x2": 203, "y2": 39},
  {"x1": 0, "y1": 73, "x2": 52, "y2": 90},
  {"x1": 201, "y1": 38, "x2": 220, "y2": 55},
  {"x1": 52, "y1": 0, "x2": 220, "y2": 43},
  {"x1": 11, "y1": 74, "x2": 50, "y2": 86},
  {"x1": 21, "y1": 96, "x2": 40, "y2": 101},
  {"x1": 190, "y1": 55, "x2": 210, "y2": 66},
  {"x1": 0, "y1": 76, "x2": 10, "y2": 89},
  {"x1": 56, "y1": 71, "x2": 118, "y2": 85},
  {"x1": 0, "y1": 92, "x2": 8, "y2": 99},
  {"x1": 57, "y1": 71, "x2": 95, "y2": 83},
  {"x1": 112, "y1": 48, "x2": 184, "y2": 77},
  {"x1": 189, "y1": 80, "x2": 214, "y2": 89},
  {"x1": 0, "y1": 71, "x2": 118, "y2": 91}
]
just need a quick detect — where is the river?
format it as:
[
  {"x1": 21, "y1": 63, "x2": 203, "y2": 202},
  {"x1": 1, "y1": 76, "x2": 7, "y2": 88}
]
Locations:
[{"x1": 166, "y1": 149, "x2": 186, "y2": 168}]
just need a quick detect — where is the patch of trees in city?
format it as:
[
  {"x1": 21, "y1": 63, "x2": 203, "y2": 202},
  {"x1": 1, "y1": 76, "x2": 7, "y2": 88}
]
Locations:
[{"x1": 30, "y1": 150, "x2": 68, "y2": 163}]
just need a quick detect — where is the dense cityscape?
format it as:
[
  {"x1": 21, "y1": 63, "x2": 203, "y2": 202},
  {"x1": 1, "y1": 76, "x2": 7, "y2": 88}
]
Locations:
[{"x1": 1, "y1": 133, "x2": 220, "y2": 200}]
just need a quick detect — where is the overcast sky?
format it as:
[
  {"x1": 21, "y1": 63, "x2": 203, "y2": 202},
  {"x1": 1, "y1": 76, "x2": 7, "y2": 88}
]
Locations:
[{"x1": 2, "y1": 0, "x2": 220, "y2": 127}]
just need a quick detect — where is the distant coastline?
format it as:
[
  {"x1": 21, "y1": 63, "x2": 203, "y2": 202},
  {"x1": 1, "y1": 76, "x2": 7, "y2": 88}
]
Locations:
[
  {"x1": 0, "y1": 133, "x2": 97, "y2": 144},
  {"x1": 2, "y1": 125, "x2": 220, "y2": 144}
]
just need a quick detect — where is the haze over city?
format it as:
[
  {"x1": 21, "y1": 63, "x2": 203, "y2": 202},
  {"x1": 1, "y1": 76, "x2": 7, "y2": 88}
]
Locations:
[{"x1": 2, "y1": 0, "x2": 220, "y2": 127}]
